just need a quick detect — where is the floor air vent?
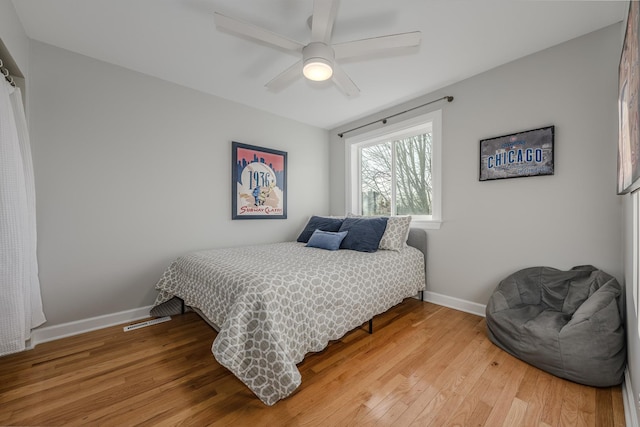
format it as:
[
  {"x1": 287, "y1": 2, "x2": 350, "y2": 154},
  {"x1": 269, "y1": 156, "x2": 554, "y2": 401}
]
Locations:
[{"x1": 123, "y1": 316, "x2": 171, "y2": 332}]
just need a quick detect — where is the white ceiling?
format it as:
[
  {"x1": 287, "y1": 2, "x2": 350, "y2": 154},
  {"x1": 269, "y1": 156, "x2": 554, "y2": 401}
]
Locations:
[{"x1": 11, "y1": 0, "x2": 628, "y2": 129}]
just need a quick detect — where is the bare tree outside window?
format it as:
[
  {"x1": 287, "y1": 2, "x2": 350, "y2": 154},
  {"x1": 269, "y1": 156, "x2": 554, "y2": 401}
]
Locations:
[
  {"x1": 361, "y1": 142, "x2": 391, "y2": 216},
  {"x1": 396, "y1": 133, "x2": 432, "y2": 215},
  {"x1": 360, "y1": 133, "x2": 432, "y2": 216}
]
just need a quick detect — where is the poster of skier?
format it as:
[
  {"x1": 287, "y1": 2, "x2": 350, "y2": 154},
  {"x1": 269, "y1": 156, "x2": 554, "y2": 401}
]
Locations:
[{"x1": 232, "y1": 141, "x2": 287, "y2": 219}]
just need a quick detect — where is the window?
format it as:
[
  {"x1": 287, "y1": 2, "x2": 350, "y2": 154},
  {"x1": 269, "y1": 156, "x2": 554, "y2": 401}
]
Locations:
[{"x1": 346, "y1": 110, "x2": 442, "y2": 228}]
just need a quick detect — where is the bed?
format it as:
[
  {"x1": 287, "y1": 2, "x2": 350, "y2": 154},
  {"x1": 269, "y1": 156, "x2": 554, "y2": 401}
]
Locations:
[{"x1": 150, "y1": 221, "x2": 427, "y2": 406}]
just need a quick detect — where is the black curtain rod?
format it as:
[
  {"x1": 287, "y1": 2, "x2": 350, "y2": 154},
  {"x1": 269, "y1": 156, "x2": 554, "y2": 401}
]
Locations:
[
  {"x1": 0, "y1": 59, "x2": 16, "y2": 87},
  {"x1": 338, "y1": 95, "x2": 453, "y2": 138}
]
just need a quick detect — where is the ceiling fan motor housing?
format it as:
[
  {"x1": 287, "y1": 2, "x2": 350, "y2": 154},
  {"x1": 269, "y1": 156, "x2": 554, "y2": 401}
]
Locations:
[{"x1": 302, "y1": 42, "x2": 335, "y2": 81}]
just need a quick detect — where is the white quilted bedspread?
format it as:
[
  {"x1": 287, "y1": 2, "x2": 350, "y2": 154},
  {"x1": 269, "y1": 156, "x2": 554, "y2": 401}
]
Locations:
[{"x1": 151, "y1": 242, "x2": 425, "y2": 405}]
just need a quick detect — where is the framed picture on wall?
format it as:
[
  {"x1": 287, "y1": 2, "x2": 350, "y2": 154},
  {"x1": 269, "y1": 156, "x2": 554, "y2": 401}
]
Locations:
[
  {"x1": 618, "y1": 0, "x2": 640, "y2": 195},
  {"x1": 479, "y1": 126, "x2": 555, "y2": 181},
  {"x1": 232, "y1": 141, "x2": 287, "y2": 219}
]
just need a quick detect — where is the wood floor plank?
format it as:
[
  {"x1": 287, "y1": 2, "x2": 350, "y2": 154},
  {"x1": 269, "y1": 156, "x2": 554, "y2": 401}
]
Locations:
[
  {"x1": 595, "y1": 387, "x2": 615, "y2": 427},
  {"x1": 0, "y1": 300, "x2": 625, "y2": 426},
  {"x1": 478, "y1": 349, "x2": 520, "y2": 409},
  {"x1": 540, "y1": 374, "x2": 567, "y2": 427},
  {"x1": 522, "y1": 368, "x2": 552, "y2": 427},
  {"x1": 559, "y1": 381, "x2": 583, "y2": 427},
  {"x1": 444, "y1": 376, "x2": 493, "y2": 427},
  {"x1": 577, "y1": 382, "x2": 597, "y2": 426},
  {"x1": 611, "y1": 386, "x2": 626, "y2": 427},
  {"x1": 482, "y1": 351, "x2": 528, "y2": 427},
  {"x1": 501, "y1": 397, "x2": 529, "y2": 427},
  {"x1": 381, "y1": 319, "x2": 492, "y2": 425},
  {"x1": 412, "y1": 335, "x2": 500, "y2": 426}
]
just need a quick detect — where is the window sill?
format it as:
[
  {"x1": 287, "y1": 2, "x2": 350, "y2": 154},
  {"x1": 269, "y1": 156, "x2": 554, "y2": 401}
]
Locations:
[{"x1": 411, "y1": 220, "x2": 442, "y2": 230}]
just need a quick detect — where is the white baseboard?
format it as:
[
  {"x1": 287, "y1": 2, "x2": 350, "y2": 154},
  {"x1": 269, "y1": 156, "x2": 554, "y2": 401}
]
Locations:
[
  {"x1": 624, "y1": 368, "x2": 639, "y2": 427},
  {"x1": 27, "y1": 292, "x2": 485, "y2": 348},
  {"x1": 423, "y1": 290, "x2": 486, "y2": 317},
  {"x1": 29, "y1": 305, "x2": 154, "y2": 348}
]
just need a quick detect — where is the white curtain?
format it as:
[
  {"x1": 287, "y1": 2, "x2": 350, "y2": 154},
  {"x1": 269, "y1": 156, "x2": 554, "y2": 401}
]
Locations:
[{"x1": 0, "y1": 79, "x2": 45, "y2": 356}]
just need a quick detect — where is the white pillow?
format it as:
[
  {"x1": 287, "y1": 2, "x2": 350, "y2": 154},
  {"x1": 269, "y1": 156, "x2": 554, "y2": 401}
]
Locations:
[
  {"x1": 347, "y1": 213, "x2": 412, "y2": 251},
  {"x1": 379, "y1": 216, "x2": 412, "y2": 251}
]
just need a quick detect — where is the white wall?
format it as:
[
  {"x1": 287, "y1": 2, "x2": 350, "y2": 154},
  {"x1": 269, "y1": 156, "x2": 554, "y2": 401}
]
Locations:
[
  {"x1": 28, "y1": 41, "x2": 329, "y2": 327},
  {"x1": 0, "y1": 0, "x2": 28, "y2": 77},
  {"x1": 331, "y1": 24, "x2": 623, "y2": 306}
]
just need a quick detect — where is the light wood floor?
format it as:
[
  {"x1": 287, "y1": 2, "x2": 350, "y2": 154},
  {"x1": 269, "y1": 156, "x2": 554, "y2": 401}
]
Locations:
[{"x1": 0, "y1": 299, "x2": 625, "y2": 426}]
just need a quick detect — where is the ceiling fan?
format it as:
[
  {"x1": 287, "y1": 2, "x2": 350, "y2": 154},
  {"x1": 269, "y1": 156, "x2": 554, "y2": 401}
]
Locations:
[{"x1": 213, "y1": 0, "x2": 421, "y2": 97}]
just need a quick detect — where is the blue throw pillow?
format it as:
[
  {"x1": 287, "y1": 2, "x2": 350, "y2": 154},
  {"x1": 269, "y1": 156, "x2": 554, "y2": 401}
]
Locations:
[
  {"x1": 338, "y1": 217, "x2": 388, "y2": 252},
  {"x1": 297, "y1": 216, "x2": 344, "y2": 243},
  {"x1": 306, "y1": 230, "x2": 348, "y2": 251}
]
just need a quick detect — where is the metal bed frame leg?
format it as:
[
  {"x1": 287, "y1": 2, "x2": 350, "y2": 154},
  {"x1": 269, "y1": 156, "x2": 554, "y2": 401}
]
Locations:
[{"x1": 420, "y1": 290, "x2": 424, "y2": 301}]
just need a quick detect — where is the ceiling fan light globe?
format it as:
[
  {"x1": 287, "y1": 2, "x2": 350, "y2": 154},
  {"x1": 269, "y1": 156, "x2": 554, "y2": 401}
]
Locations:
[{"x1": 303, "y1": 59, "x2": 333, "y2": 81}]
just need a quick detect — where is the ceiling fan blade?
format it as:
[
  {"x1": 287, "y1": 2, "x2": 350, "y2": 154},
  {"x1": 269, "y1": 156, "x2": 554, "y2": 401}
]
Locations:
[
  {"x1": 332, "y1": 64, "x2": 359, "y2": 98},
  {"x1": 333, "y1": 31, "x2": 421, "y2": 60},
  {"x1": 265, "y1": 60, "x2": 303, "y2": 92},
  {"x1": 214, "y1": 12, "x2": 304, "y2": 53},
  {"x1": 311, "y1": 0, "x2": 339, "y2": 43}
]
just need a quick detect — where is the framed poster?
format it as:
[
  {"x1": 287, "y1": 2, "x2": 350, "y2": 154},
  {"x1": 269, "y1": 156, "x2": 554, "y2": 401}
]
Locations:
[
  {"x1": 618, "y1": 0, "x2": 640, "y2": 194},
  {"x1": 232, "y1": 141, "x2": 287, "y2": 219},
  {"x1": 479, "y1": 126, "x2": 555, "y2": 182}
]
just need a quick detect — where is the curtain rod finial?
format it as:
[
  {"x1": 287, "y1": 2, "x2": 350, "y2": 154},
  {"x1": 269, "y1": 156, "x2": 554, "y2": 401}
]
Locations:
[{"x1": 447, "y1": 96, "x2": 454, "y2": 102}]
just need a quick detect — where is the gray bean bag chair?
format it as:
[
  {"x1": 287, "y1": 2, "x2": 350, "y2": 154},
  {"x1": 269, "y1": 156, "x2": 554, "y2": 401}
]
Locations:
[{"x1": 486, "y1": 265, "x2": 626, "y2": 387}]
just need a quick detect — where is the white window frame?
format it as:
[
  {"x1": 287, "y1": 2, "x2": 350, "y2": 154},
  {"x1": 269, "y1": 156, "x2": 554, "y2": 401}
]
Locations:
[
  {"x1": 345, "y1": 110, "x2": 442, "y2": 229},
  {"x1": 634, "y1": 190, "x2": 639, "y2": 318}
]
